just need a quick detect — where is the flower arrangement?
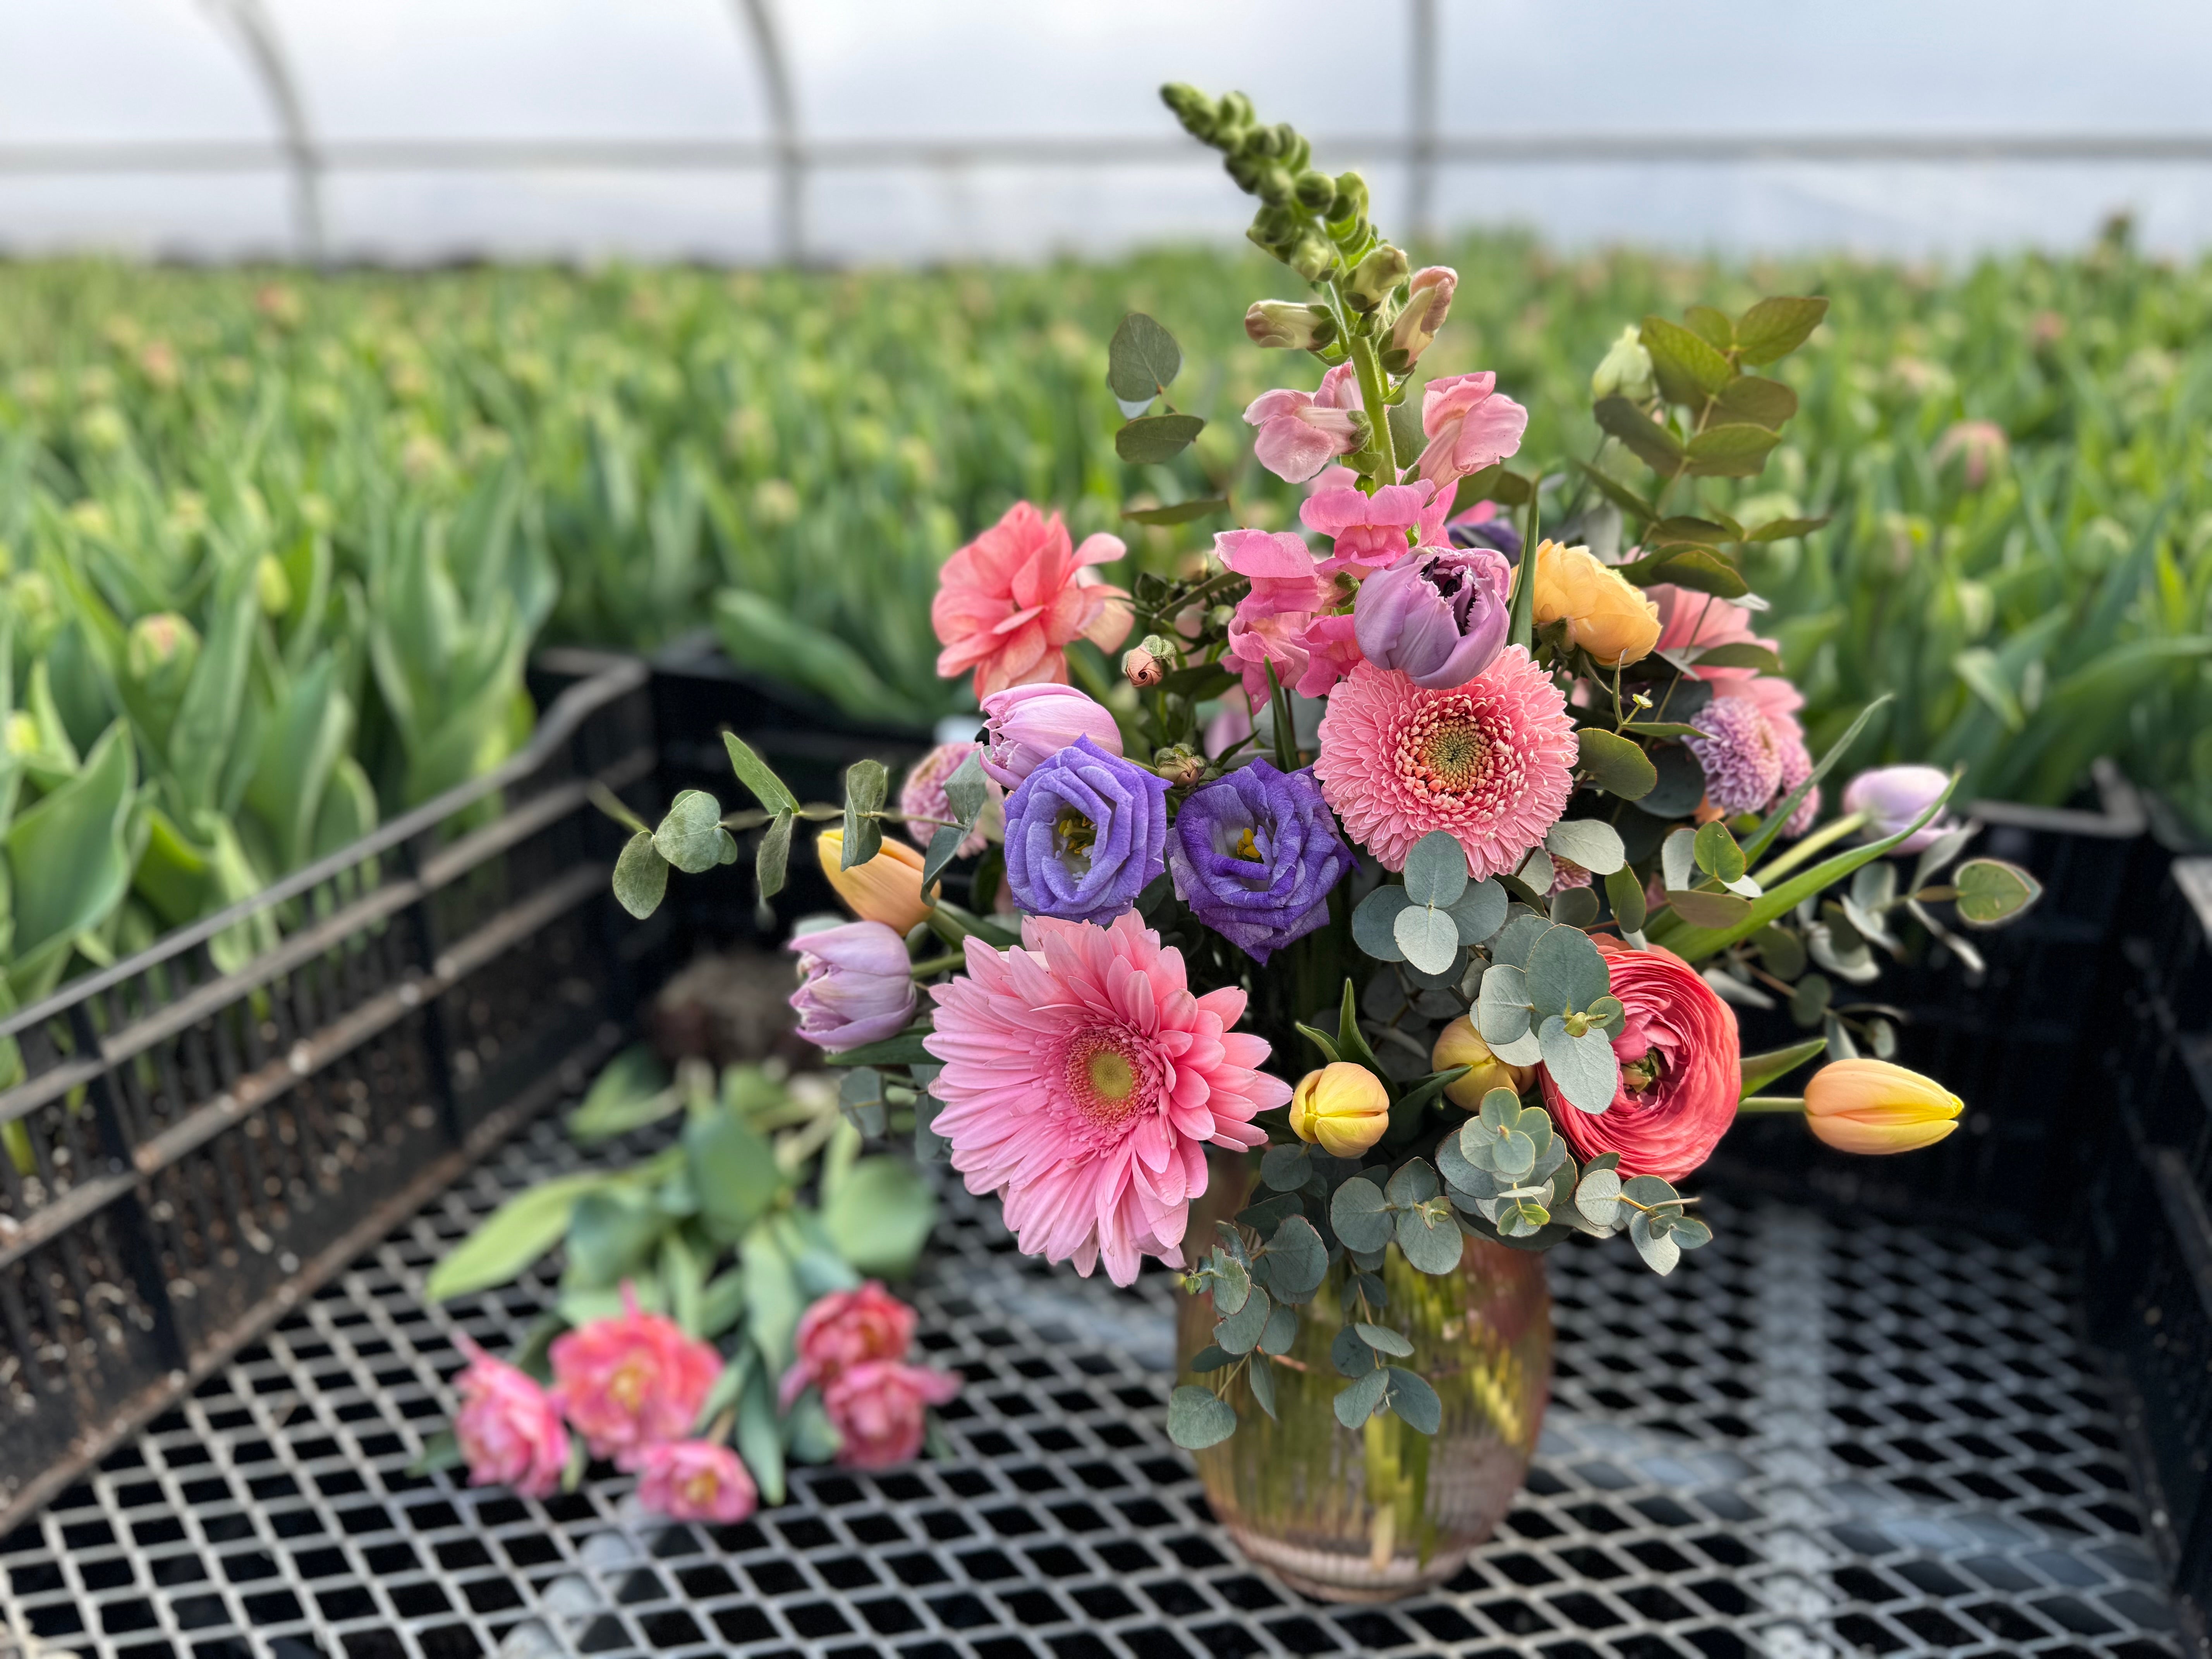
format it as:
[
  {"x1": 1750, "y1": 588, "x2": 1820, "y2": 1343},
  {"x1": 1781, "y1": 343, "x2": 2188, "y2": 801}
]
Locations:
[
  {"x1": 605, "y1": 89, "x2": 2044, "y2": 1473},
  {"x1": 415, "y1": 1056, "x2": 957, "y2": 1513}
]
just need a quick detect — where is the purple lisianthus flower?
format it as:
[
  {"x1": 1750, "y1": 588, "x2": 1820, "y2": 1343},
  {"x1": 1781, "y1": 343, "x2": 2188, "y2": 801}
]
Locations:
[
  {"x1": 1352, "y1": 544, "x2": 1513, "y2": 690},
  {"x1": 1167, "y1": 761, "x2": 1353, "y2": 964},
  {"x1": 788, "y1": 921, "x2": 917, "y2": 1051},
  {"x1": 1448, "y1": 513, "x2": 1523, "y2": 564},
  {"x1": 1003, "y1": 736, "x2": 1170, "y2": 925}
]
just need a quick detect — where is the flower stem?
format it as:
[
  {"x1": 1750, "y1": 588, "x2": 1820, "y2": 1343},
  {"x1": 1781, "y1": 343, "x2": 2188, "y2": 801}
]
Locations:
[
  {"x1": 1736, "y1": 1095, "x2": 1807, "y2": 1114},
  {"x1": 907, "y1": 952, "x2": 966, "y2": 978},
  {"x1": 1345, "y1": 330, "x2": 1397, "y2": 491},
  {"x1": 1750, "y1": 810, "x2": 1868, "y2": 885}
]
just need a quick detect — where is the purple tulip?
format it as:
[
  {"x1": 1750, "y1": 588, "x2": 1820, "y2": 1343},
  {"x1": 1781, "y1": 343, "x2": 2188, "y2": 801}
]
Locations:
[
  {"x1": 788, "y1": 921, "x2": 918, "y2": 1051},
  {"x1": 1168, "y1": 762, "x2": 1353, "y2": 964},
  {"x1": 1842, "y1": 764, "x2": 1957, "y2": 854},
  {"x1": 1352, "y1": 544, "x2": 1513, "y2": 690},
  {"x1": 1002, "y1": 737, "x2": 1170, "y2": 925},
  {"x1": 977, "y1": 684, "x2": 1123, "y2": 790}
]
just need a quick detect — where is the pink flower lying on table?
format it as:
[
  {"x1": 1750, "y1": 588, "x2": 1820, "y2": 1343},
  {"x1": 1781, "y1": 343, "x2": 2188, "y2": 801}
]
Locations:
[
  {"x1": 451, "y1": 1333, "x2": 569, "y2": 1499},
  {"x1": 822, "y1": 1360, "x2": 966, "y2": 1470},
  {"x1": 549, "y1": 1286, "x2": 723, "y2": 1468},
  {"x1": 635, "y1": 1439, "x2": 758, "y2": 1523},
  {"x1": 780, "y1": 1281, "x2": 919, "y2": 1407}
]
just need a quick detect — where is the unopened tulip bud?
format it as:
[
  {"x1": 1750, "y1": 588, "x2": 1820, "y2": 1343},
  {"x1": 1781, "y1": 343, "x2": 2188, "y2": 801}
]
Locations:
[
  {"x1": 1841, "y1": 765, "x2": 1957, "y2": 855},
  {"x1": 816, "y1": 830, "x2": 937, "y2": 934},
  {"x1": 1152, "y1": 745, "x2": 1205, "y2": 787},
  {"x1": 1344, "y1": 244, "x2": 1410, "y2": 314},
  {"x1": 127, "y1": 611, "x2": 199, "y2": 682},
  {"x1": 1245, "y1": 301, "x2": 1338, "y2": 352},
  {"x1": 1591, "y1": 325, "x2": 1656, "y2": 403},
  {"x1": 256, "y1": 554, "x2": 292, "y2": 617},
  {"x1": 1432, "y1": 1017, "x2": 1534, "y2": 1108},
  {"x1": 1123, "y1": 646, "x2": 1165, "y2": 688},
  {"x1": 1289, "y1": 1062, "x2": 1392, "y2": 1158},
  {"x1": 1803, "y1": 1059, "x2": 1962, "y2": 1154}
]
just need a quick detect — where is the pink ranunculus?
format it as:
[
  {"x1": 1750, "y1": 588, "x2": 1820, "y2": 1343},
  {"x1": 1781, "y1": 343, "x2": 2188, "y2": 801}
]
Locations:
[
  {"x1": 822, "y1": 1359, "x2": 965, "y2": 1470},
  {"x1": 901, "y1": 741, "x2": 1003, "y2": 857},
  {"x1": 1302, "y1": 479, "x2": 1453, "y2": 577},
  {"x1": 1216, "y1": 527, "x2": 1355, "y2": 700},
  {"x1": 932, "y1": 502, "x2": 1133, "y2": 701},
  {"x1": 1416, "y1": 372, "x2": 1528, "y2": 489},
  {"x1": 548, "y1": 1286, "x2": 723, "y2": 1469},
  {"x1": 450, "y1": 1333, "x2": 570, "y2": 1499},
  {"x1": 977, "y1": 683, "x2": 1123, "y2": 789},
  {"x1": 788, "y1": 919, "x2": 918, "y2": 1053},
  {"x1": 634, "y1": 1440, "x2": 758, "y2": 1523},
  {"x1": 778, "y1": 1281, "x2": 918, "y2": 1408},
  {"x1": 1244, "y1": 361, "x2": 1366, "y2": 484}
]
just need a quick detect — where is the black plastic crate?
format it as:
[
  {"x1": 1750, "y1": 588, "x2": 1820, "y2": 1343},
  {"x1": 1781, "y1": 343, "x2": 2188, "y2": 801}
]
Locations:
[
  {"x1": 1713, "y1": 768, "x2": 2149, "y2": 1235},
  {"x1": 0, "y1": 651, "x2": 657, "y2": 1537}
]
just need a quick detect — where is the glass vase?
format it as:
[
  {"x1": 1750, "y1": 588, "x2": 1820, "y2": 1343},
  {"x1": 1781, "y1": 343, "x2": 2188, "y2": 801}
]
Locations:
[{"x1": 1175, "y1": 1150, "x2": 1553, "y2": 1602}]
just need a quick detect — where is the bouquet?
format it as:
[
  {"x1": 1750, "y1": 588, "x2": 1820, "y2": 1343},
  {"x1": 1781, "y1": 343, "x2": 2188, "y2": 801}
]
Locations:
[{"x1": 601, "y1": 86, "x2": 2044, "y2": 1472}]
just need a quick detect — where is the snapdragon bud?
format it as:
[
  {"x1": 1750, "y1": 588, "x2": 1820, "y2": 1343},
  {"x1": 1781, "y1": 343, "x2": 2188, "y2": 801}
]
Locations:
[
  {"x1": 1256, "y1": 165, "x2": 1296, "y2": 206},
  {"x1": 1344, "y1": 244, "x2": 1409, "y2": 313},
  {"x1": 1245, "y1": 301, "x2": 1337, "y2": 351},
  {"x1": 1160, "y1": 83, "x2": 1218, "y2": 141},
  {"x1": 1152, "y1": 745, "x2": 1206, "y2": 788},
  {"x1": 1327, "y1": 171, "x2": 1369, "y2": 228},
  {"x1": 1591, "y1": 324, "x2": 1656, "y2": 402},
  {"x1": 1287, "y1": 235, "x2": 1339, "y2": 283}
]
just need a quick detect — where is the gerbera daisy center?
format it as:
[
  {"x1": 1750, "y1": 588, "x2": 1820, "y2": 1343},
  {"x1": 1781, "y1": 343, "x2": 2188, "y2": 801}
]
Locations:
[
  {"x1": 1413, "y1": 708, "x2": 1492, "y2": 792},
  {"x1": 1063, "y1": 1030, "x2": 1149, "y2": 1130}
]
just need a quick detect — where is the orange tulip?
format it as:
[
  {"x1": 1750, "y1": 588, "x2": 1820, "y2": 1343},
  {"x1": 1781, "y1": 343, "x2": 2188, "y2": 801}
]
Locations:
[
  {"x1": 1803, "y1": 1059, "x2": 1961, "y2": 1155},
  {"x1": 1288, "y1": 1063, "x2": 1391, "y2": 1159},
  {"x1": 1431, "y1": 1016, "x2": 1534, "y2": 1108},
  {"x1": 816, "y1": 830, "x2": 936, "y2": 934}
]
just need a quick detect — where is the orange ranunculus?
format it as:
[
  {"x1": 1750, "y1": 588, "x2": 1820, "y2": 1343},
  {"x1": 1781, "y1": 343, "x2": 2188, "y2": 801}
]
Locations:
[
  {"x1": 1431, "y1": 1016, "x2": 1534, "y2": 1108},
  {"x1": 1530, "y1": 540, "x2": 1660, "y2": 668}
]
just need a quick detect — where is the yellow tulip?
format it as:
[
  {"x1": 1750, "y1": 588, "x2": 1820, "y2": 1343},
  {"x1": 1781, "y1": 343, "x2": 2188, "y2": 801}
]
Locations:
[
  {"x1": 816, "y1": 829, "x2": 936, "y2": 933},
  {"x1": 1431, "y1": 1016, "x2": 1534, "y2": 1108},
  {"x1": 1803, "y1": 1059, "x2": 1962, "y2": 1155},
  {"x1": 1530, "y1": 539, "x2": 1661, "y2": 668},
  {"x1": 1288, "y1": 1062, "x2": 1392, "y2": 1159}
]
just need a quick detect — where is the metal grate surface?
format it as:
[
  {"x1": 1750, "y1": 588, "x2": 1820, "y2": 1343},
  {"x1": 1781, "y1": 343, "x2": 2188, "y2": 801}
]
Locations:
[{"x1": 0, "y1": 1108, "x2": 2186, "y2": 1659}]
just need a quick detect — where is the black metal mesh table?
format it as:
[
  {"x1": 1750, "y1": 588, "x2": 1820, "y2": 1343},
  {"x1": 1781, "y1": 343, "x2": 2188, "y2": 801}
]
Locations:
[{"x1": 0, "y1": 1109, "x2": 2186, "y2": 1659}]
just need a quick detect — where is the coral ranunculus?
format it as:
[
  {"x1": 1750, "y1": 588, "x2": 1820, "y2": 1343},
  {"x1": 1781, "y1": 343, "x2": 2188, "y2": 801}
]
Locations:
[
  {"x1": 1543, "y1": 940, "x2": 1739, "y2": 1182},
  {"x1": 634, "y1": 1440, "x2": 759, "y2": 1523},
  {"x1": 1530, "y1": 540, "x2": 1660, "y2": 668},
  {"x1": 932, "y1": 502, "x2": 1132, "y2": 700},
  {"x1": 923, "y1": 911, "x2": 1287, "y2": 1285},
  {"x1": 1313, "y1": 651, "x2": 1577, "y2": 877},
  {"x1": 549, "y1": 1287, "x2": 724, "y2": 1469},
  {"x1": 451, "y1": 1333, "x2": 570, "y2": 1499}
]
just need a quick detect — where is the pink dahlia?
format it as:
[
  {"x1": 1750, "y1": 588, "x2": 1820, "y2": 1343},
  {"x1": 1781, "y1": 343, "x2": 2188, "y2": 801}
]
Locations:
[
  {"x1": 1314, "y1": 653, "x2": 1576, "y2": 877},
  {"x1": 922, "y1": 911, "x2": 1287, "y2": 1286},
  {"x1": 932, "y1": 502, "x2": 1132, "y2": 701}
]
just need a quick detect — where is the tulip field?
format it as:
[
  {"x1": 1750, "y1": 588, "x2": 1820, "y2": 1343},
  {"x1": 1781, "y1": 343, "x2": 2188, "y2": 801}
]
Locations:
[{"x1": 0, "y1": 223, "x2": 2209, "y2": 1007}]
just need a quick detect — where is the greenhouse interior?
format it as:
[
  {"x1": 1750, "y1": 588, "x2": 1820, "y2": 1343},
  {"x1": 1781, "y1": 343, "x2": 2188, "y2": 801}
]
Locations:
[{"x1": 5, "y1": 3, "x2": 2212, "y2": 1657}]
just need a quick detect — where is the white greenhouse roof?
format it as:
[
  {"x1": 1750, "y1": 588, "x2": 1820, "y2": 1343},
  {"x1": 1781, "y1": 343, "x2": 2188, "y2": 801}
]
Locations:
[{"x1": 4, "y1": 0, "x2": 2212, "y2": 264}]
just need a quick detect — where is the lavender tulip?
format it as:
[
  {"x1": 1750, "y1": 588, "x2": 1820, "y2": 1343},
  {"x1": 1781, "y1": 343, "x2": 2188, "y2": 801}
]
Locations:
[
  {"x1": 1352, "y1": 544, "x2": 1513, "y2": 690},
  {"x1": 978, "y1": 684, "x2": 1123, "y2": 790},
  {"x1": 1842, "y1": 765, "x2": 1957, "y2": 855},
  {"x1": 1002, "y1": 737, "x2": 1170, "y2": 924},
  {"x1": 1168, "y1": 761, "x2": 1353, "y2": 963},
  {"x1": 788, "y1": 921, "x2": 918, "y2": 1051}
]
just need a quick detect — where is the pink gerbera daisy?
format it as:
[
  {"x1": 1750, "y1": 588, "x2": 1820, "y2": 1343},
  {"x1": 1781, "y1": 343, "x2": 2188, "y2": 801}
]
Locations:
[
  {"x1": 922, "y1": 912, "x2": 1286, "y2": 1287},
  {"x1": 1314, "y1": 651, "x2": 1577, "y2": 877}
]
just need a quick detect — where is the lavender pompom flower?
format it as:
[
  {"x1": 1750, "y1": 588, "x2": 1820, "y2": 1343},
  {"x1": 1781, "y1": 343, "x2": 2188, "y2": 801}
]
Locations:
[
  {"x1": 1353, "y1": 544, "x2": 1513, "y2": 690},
  {"x1": 1167, "y1": 761, "x2": 1353, "y2": 963},
  {"x1": 1684, "y1": 697, "x2": 1783, "y2": 817},
  {"x1": 1002, "y1": 736, "x2": 1170, "y2": 925}
]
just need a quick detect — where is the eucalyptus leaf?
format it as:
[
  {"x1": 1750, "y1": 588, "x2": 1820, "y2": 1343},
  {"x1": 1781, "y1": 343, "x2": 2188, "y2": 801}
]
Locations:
[
  {"x1": 1393, "y1": 904, "x2": 1461, "y2": 975},
  {"x1": 1354, "y1": 1321, "x2": 1414, "y2": 1357},
  {"x1": 654, "y1": 789, "x2": 726, "y2": 874},
  {"x1": 841, "y1": 759, "x2": 888, "y2": 867},
  {"x1": 1539, "y1": 1016, "x2": 1621, "y2": 1114},
  {"x1": 1333, "y1": 1367, "x2": 1390, "y2": 1429},
  {"x1": 1352, "y1": 886, "x2": 1412, "y2": 962},
  {"x1": 613, "y1": 831, "x2": 669, "y2": 919},
  {"x1": 1329, "y1": 1175, "x2": 1393, "y2": 1254},
  {"x1": 1107, "y1": 312, "x2": 1183, "y2": 402},
  {"x1": 1216, "y1": 1284, "x2": 1273, "y2": 1355},
  {"x1": 1577, "y1": 727, "x2": 1657, "y2": 799},
  {"x1": 1247, "y1": 1351, "x2": 1278, "y2": 1419},
  {"x1": 1953, "y1": 858, "x2": 2044, "y2": 927},
  {"x1": 1261, "y1": 1143, "x2": 1313, "y2": 1192},
  {"x1": 1401, "y1": 830, "x2": 1470, "y2": 907},
  {"x1": 1525, "y1": 925, "x2": 1612, "y2": 1018},
  {"x1": 1546, "y1": 819, "x2": 1626, "y2": 876},
  {"x1": 1447, "y1": 879, "x2": 1508, "y2": 946},
  {"x1": 1396, "y1": 1203, "x2": 1464, "y2": 1274},
  {"x1": 1386, "y1": 1368, "x2": 1443, "y2": 1435},
  {"x1": 1260, "y1": 1217, "x2": 1328, "y2": 1303},
  {"x1": 1167, "y1": 1385, "x2": 1238, "y2": 1450},
  {"x1": 1259, "y1": 1303, "x2": 1299, "y2": 1356},
  {"x1": 1116, "y1": 413, "x2": 1207, "y2": 464}
]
